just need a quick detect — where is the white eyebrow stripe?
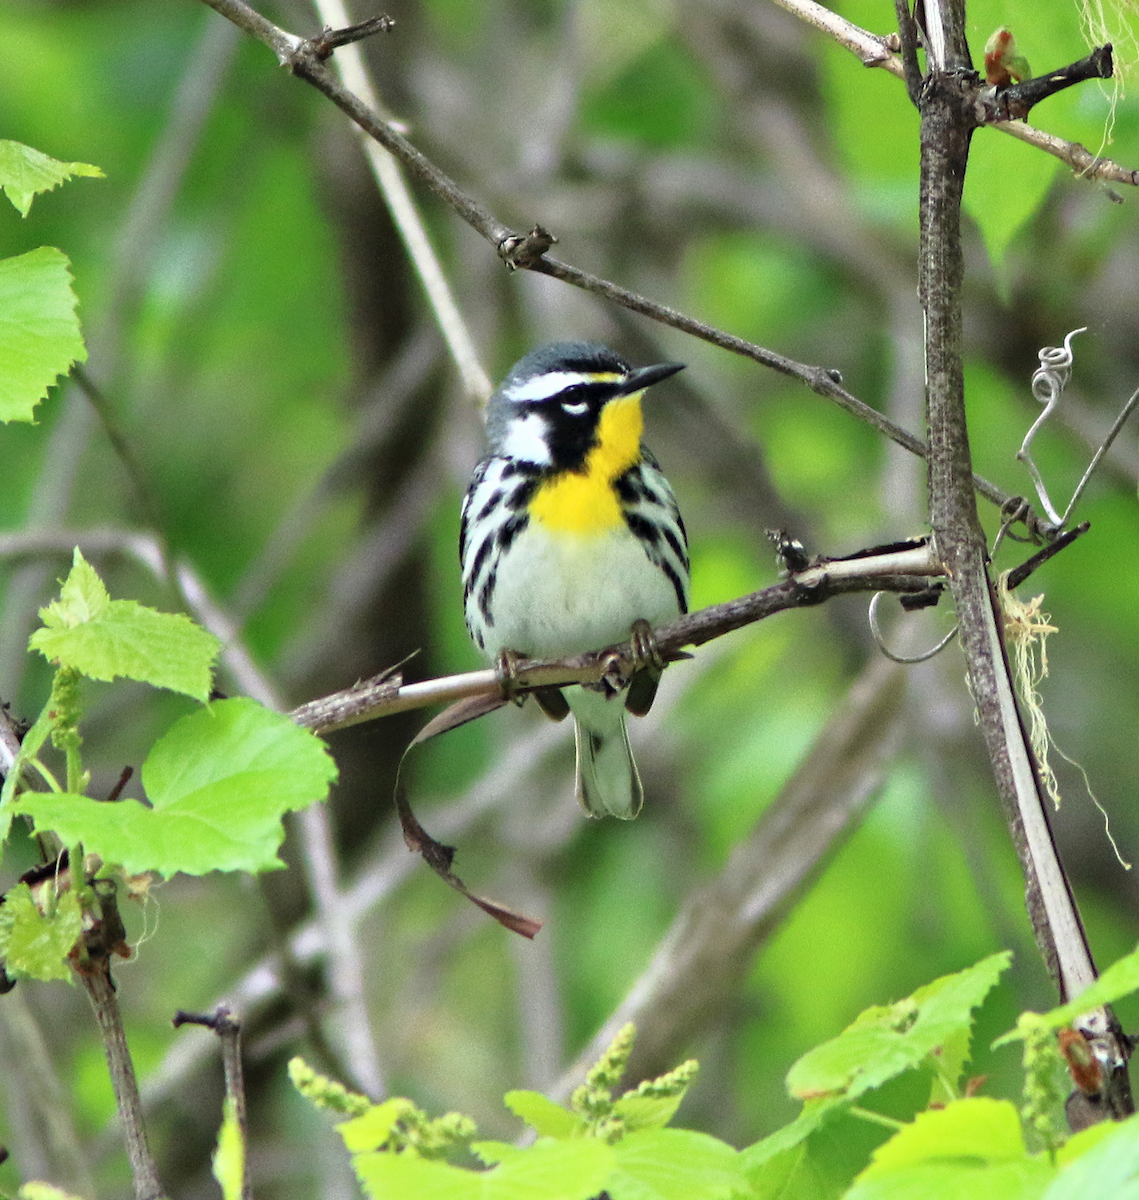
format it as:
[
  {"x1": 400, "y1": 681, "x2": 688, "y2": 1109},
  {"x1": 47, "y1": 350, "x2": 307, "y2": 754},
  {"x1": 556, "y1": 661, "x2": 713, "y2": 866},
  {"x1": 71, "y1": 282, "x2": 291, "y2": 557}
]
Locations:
[{"x1": 504, "y1": 370, "x2": 622, "y2": 403}]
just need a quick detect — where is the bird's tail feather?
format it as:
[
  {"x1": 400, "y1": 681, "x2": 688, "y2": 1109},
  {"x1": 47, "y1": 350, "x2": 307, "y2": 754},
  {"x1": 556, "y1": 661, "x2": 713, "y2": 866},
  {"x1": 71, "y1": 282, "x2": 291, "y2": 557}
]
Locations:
[{"x1": 566, "y1": 687, "x2": 643, "y2": 819}]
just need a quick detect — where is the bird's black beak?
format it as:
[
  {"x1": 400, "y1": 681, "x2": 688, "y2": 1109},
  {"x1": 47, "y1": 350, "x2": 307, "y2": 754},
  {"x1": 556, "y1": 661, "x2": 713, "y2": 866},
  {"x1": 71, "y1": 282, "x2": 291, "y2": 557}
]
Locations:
[{"x1": 621, "y1": 361, "x2": 686, "y2": 394}]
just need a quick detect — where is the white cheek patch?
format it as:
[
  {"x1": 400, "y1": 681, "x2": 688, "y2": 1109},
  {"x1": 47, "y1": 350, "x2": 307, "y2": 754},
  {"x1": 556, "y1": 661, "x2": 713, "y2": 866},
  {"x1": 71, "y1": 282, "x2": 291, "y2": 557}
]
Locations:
[{"x1": 501, "y1": 412, "x2": 552, "y2": 464}]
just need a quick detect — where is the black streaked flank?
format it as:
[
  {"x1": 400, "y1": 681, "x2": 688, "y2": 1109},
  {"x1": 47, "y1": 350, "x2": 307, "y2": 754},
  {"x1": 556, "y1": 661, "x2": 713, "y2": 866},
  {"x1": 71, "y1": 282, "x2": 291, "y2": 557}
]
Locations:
[
  {"x1": 624, "y1": 512, "x2": 663, "y2": 553},
  {"x1": 663, "y1": 524, "x2": 688, "y2": 570},
  {"x1": 464, "y1": 535, "x2": 494, "y2": 597},
  {"x1": 661, "y1": 561, "x2": 687, "y2": 614},
  {"x1": 505, "y1": 478, "x2": 539, "y2": 510},
  {"x1": 472, "y1": 487, "x2": 504, "y2": 526},
  {"x1": 495, "y1": 513, "x2": 528, "y2": 556},
  {"x1": 478, "y1": 569, "x2": 497, "y2": 625},
  {"x1": 615, "y1": 471, "x2": 652, "y2": 504}
]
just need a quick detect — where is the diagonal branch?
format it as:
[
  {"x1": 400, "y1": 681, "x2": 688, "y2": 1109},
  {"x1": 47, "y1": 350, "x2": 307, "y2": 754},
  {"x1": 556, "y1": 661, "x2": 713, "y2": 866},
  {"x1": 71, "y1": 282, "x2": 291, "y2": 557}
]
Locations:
[
  {"x1": 305, "y1": 0, "x2": 490, "y2": 403},
  {"x1": 290, "y1": 543, "x2": 945, "y2": 734},
  {"x1": 195, "y1": 0, "x2": 1056, "y2": 538}
]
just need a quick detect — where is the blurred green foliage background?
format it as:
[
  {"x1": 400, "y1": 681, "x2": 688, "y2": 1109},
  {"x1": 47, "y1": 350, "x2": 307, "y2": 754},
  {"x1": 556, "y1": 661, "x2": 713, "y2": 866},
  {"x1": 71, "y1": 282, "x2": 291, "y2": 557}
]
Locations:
[{"x1": 1, "y1": 0, "x2": 1138, "y2": 1195}]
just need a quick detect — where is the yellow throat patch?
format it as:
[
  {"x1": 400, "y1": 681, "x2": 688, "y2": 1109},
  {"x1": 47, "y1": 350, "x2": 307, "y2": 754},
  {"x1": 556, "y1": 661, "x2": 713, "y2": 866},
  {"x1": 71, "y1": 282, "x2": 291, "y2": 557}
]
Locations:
[{"x1": 530, "y1": 393, "x2": 644, "y2": 534}]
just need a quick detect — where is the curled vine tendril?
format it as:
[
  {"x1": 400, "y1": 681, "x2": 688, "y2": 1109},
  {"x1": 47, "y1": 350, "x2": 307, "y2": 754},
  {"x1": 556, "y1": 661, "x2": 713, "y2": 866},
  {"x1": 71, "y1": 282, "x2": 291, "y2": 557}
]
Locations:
[{"x1": 1017, "y1": 327, "x2": 1087, "y2": 526}]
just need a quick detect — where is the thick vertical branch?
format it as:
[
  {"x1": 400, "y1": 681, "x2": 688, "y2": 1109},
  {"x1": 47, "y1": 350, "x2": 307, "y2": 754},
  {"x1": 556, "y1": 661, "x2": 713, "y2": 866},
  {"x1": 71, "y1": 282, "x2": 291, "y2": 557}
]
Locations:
[
  {"x1": 918, "y1": 46, "x2": 1078, "y2": 1000},
  {"x1": 914, "y1": 3, "x2": 1132, "y2": 1118}
]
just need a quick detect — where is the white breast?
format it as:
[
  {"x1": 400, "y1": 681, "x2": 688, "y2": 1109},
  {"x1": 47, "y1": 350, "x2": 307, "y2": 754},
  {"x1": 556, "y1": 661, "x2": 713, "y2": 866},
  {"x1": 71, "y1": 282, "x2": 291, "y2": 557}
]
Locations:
[{"x1": 482, "y1": 522, "x2": 681, "y2": 659}]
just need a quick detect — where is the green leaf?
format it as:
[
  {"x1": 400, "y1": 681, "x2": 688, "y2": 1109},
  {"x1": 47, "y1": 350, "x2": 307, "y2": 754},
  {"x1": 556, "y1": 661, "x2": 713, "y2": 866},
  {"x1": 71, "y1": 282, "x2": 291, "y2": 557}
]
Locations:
[
  {"x1": 996, "y1": 942, "x2": 1139, "y2": 1044},
  {"x1": 844, "y1": 1159, "x2": 1053, "y2": 1200},
  {"x1": 0, "y1": 140, "x2": 103, "y2": 218},
  {"x1": 1043, "y1": 1112, "x2": 1139, "y2": 1200},
  {"x1": 0, "y1": 883, "x2": 82, "y2": 983},
  {"x1": 338, "y1": 1100, "x2": 415, "y2": 1153},
  {"x1": 18, "y1": 1184, "x2": 88, "y2": 1200},
  {"x1": 844, "y1": 1098, "x2": 1059, "y2": 1200},
  {"x1": 930, "y1": 1025, "x2": 973, "y2": 1106},
  {"x1": 470, "y1": 1141, "x2": 518, "y2": 1166},
  {"x1": 614, "y1": 1092, "x2": 688, "y2": 1134},
  {"x1": 504, "y1": 1090, "x2": 581, "y2": 1138},
  {"x1": 745, "y1": 955, "x2": 1012, "y2": 1167},
  {"x1": 352, "y1": 1154, "x2": 479, "y2": 1200},
  {"x1": 0, "y1": 247, "x2": 86, "y2": 423},
  {"x1": 212, "y1": 1096, "x2": 245, "y2": 1200},
  {"x1": 964, "y1": 129, "x2": 1059, "y2": 276},
  {"x1": 30, "y1": 549, "x2": 221, "y2": 702},
  {"x1": 860, "y1": 1099, "x2": 1027, "y2": 1177},
  {"x1": 16, "y1": 698, "x2": 338, "y2": 876},
  {"x1": 352, "y1": 1138, "x2": 612, "y2": 1200},
  {"x1": 745, "y1": 1142, "x2": 831, "y2": 1200},
  {"x1": 478, "y1": 1138, "x2": 612, "y2": 1199},
  {"x1": 742, "y1": 1097, "x2": 846, "y2": 1168},
  {"x1": 787, "y1": 952, "x2": 1012, "y2": 1101},
  {"x1": 608, "y1": 1129, "x2": 745, "y2": 1200}
]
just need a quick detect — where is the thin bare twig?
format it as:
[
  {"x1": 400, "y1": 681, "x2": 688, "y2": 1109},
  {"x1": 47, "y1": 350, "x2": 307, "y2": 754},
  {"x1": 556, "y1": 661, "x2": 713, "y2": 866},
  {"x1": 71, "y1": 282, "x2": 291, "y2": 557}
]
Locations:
[
  {"x1": 82, "y1": 961, "x2": 166, "y2": 1200},
  {"x1": 310, "y1": 13, "x2": 394, "y2": 57},
  {"x1": 172, "y1": 1007, "x2": 252, "y2": 1200},
  {"x1": 1062, "y1": 384, "x2": 1139, "y2": 524},
  {"x1": 305, "y1": 0, "x2": 491, "y2": 403},
  {"x1": 195, "y1": 0, "x2": 1054, "y2": 537},
  {"x1": 991, "y1": 119, "x2": 1139, "y2": 187},
  {"x1": 976, "y1": 45, "x2": 1115, "y2": 123}
]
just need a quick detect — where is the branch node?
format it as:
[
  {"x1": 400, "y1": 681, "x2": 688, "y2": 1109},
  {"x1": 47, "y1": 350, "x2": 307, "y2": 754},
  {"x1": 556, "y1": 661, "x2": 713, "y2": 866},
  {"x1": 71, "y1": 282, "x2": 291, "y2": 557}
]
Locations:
[
  {"x1": 767, "y1": 528, "x2": 811, "y2": 574},
  {"x1": 1005, "y1": 522, "x2": 1090, "y2": 590},
  {"x1": 309, "y1": 14, "x2": 396, "y2": 61},
  {"x1": 173, "y1": 1004, "x2": 240, "y2": 1034},
  {"x1": 498, "y1": 225, "x2": 557, "y2": 270},
  {"x1": 976, "y1": 45, "x2": 1115, "y2": 124}
]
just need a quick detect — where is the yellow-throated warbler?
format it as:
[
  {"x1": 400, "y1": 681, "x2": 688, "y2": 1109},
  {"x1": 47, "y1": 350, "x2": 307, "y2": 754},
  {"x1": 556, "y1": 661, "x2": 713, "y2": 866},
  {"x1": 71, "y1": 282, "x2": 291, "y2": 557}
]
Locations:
[{"x1": 460, "y1": 343, "x2": 688, "y2": 818}]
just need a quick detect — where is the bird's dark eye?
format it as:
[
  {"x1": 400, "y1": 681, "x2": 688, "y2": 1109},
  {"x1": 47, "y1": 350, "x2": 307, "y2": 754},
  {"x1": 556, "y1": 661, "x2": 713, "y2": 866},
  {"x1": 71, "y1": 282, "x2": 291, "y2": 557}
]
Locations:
[{"x1": 559, "y1": 387, "x2": 590, "y2": 416}]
